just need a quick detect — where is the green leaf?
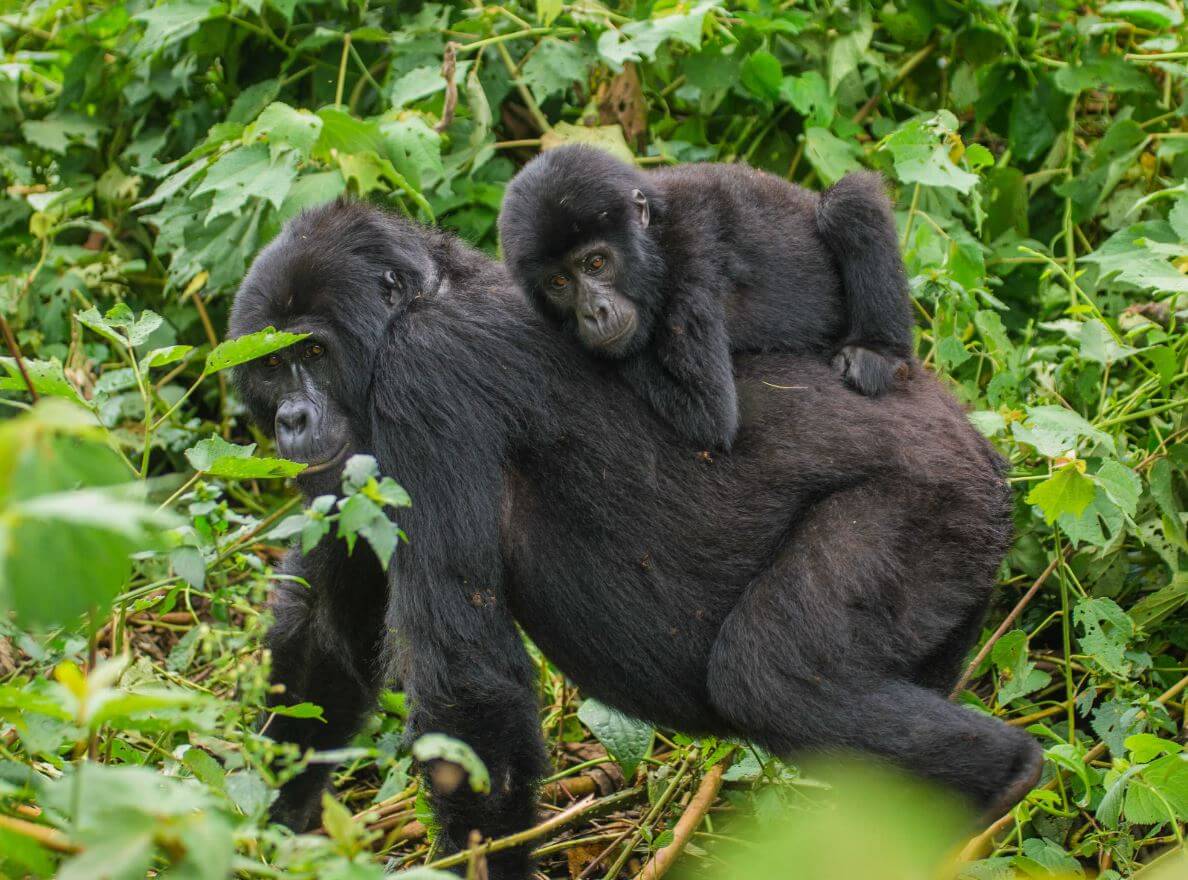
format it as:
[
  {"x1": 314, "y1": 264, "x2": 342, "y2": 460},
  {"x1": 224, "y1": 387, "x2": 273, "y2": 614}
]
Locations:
[
  {"x1": 522, "y1": 39, "x2": 588, "y2": 104},
  {"x1": 1011, "y1": 405, "x2": 1115, "y2": 458},
  {"x1": 21, "y1": 113, "x2": 104, "y2": 155},
  {"x1": 191, "y1": 144, "x2": 297, "y2": 223},
  {"x1": 779, "y1": 71, "x2": 833, "y2": 127},
  {"x1": 1125, "y1": 733, "x2": 1182, "y2": 764},
  {"x1": 740, "y1": 51, "x2": 782, "y2": 102},
  {"x1": 204, "y1": 328, "x2": 308, "y2": 374},
  {"x1": 142, "y1": 345, "x2": 194, "y2": 369},
  {"x1": 1093, "y1": 461, "x2": 1141, "y2": 518},
  {"x1": 536, "y1": 0, "x2": 562, "y2": 25},
  {"x1": 0, "y1": 357, "x2": 85, "y2": 403},
  {"x1": 596, "y1": 1, "x2": 721, "y2": 68},
  {"x1": 134, "y1": 0, "x2": 223, "y2": 56},
  {"x1": 1101, "y1": 1, "x2": 1183, "y2": 29},
  {"x1": 577, "y1": 698, "x2": 653, "y2": 778},
  {"x1": 881, "y1": 116, "x2": 979, "y2": 193},
  {"x1": 1027, "y1": 463, "x2": 1097, "y2": 524},
  {"x1": 540, "y1": 122, "x2": 635, "y2": 164},
  {"x1": 1074, "y1": 597, "x2": 1135, "y2": 677},
  {"x1": 269, "y1": 702, "x2": 326, "y2": 720},
  {"x1": 991, "y1": 630, "x2": 1051, "y2": 706},
  {"x1": 249, "y1": 102, "x2": 323, "y2": 159},
  {"x1": 411, "y1": 733, "x2": 491, "y2": 794},
  {"x1": 185, "y1": 436, "x2": 304, "y2": 479},
  {"x1": 803, "y1": 127, "x2": 862, "y2": 187}
]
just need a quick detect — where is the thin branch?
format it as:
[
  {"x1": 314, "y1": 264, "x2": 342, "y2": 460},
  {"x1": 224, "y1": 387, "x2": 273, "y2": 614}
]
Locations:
[
  {"x1": 633, "y1": 755, "x2": 731, "y2": 880},
  {"x1": 950, "y1": 552, "x2": 1066, "y2": 698},
  {"x1": 423, "y1": 787, "x2": 643, "y2": 871},
  {"x1": 0, "y1": 313, "x2": 38, "y2": 401},
  {"x1": 0, "y1": 815, "x2": 77, "y2": 853},
  {"x1": 434, "y1": 42, "x2": 460, "y2": 134}
]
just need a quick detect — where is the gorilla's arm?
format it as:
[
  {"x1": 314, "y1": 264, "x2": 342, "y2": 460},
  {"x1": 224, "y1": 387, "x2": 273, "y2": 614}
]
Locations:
[
  {"x1": 266, "y1": 540, "x2": 387, "y2": 831},
  {"x1": 623, "y1": 284, "x2": 739, "y2": 450},
  {"x1": 370, "y1": 309, "x2": 548, "y2": 875}
]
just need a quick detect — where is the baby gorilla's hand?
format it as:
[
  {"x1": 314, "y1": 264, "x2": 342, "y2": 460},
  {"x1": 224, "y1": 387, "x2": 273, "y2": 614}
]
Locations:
[{"x1": 833, "y1": 344, "x2": 910, "y2": 397}]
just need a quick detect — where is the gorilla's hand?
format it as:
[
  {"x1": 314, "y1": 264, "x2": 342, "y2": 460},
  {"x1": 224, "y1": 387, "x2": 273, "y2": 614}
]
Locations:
[{"x1": 833, "y1": 344, "x2": 910, "y2": 397}]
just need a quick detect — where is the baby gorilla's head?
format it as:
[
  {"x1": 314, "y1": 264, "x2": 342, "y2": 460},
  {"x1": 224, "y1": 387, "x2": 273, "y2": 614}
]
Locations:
[{"x1": 499, "y1": 145, "x2": 666, "y2": 357}]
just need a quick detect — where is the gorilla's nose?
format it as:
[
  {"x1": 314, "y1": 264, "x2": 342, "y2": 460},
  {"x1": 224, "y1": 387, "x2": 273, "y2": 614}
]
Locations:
[
  {"x1": 275, "y1": 399, "x2": 313, "y2": 454},
  {"x1": 580, "y1": 301, "x2": 611, "y2": 331}
]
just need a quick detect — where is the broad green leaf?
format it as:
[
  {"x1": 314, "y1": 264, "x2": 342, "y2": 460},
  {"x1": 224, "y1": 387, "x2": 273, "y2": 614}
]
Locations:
[
  {"x1": 133, "y1": 0, "x2": 223, "y2": 56},
  {"x1": 881, "y1": 117, "x2": 979, "y2": 193},
  {"x1": 597, "y1": 1, "x2": 721, "y2": 68},
  {"x1": 0, "y1": 357, "x2": 85, "y2": 403},
  {"x1": 142, "y1": 345, "x2": 194, "y2": 369},
  {"x1": 1011, "y1": 405, "x2": 1115, "y2": 457},
  {"x1": 1101, "y1": 1, "x2": 1183, "y2": 28},
  {"x1": 1074, "y1": 597, "x2": 1135, "y2": 677},
  {"x1": 522, "y1": 39, "x2": 588, "y2": 104},
  {"x1": 21, "y1": 113, "x2": 104, "y2": 155},
  {"x1": 191, "y1": 144, "x2": 297, "y2": 222},
  {"x1": 577, "y1": 698, "x2": 653, "y2": 778},
  {"x1": 740, "y1": 51, "x2": 782, "y2": 102},
  {"x1": 204, "y1": 328, "x2": 308, "y2": 374},
  {"x1": 803, "y1": 127, "x2": 862, "y2": 187},
  {"x1": 1027, "y1": 463, "x2": 1096, "y2": 524},
  {"x1": 1093, "y1": 461, "x2": 1141, "y2": 518},
  {"x1": 249, "y1": 102, "x2": 322, "y2": 159},
  {"x1": 991, "y1": 630, "x2": 1051, "y2": 706},
  {"x1": 411, "y1": 733, "x2": 491, "y2": 793},
  {"x1": 185, "y1": 436, "x2": 304, "y2": 479},
  {"x1": 541, "y1": 122, "x2": 634, "y2": 164}
]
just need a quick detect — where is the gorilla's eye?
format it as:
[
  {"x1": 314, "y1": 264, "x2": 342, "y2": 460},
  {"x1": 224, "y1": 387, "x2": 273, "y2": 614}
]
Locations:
[
  {"x1": 304, "y1": 342, "x2": 324, "y2": 359},
  {"x1": 585, "y1": 254, "x2": 606, "y2": 273},
  {"x1": 548, "y1": 274, "x2": 570, "y2": 290},
  {"x1": 266, "y1": 353, "x2": 283, "y2": 368}
]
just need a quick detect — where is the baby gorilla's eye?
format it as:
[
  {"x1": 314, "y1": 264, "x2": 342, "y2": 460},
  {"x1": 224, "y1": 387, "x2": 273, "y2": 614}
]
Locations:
[
  {"x1": 585, "y1": 254, "x2": 606, "y2": 273},
  {"x1": 303, "y1": 342, "x2": 324, "y2": 359},
  {"x1": 549, "y1": 274, "x2": 570, "y2": 290},
  {"x1": 266, "y1": 353, "x2": 283, "y2": 368}
]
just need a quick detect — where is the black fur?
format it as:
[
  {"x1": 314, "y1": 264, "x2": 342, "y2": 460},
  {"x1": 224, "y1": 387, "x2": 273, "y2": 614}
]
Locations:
[
  {"x1": 231, "y1": 201, "x2": 1039, "y2": 879},
  {"x1": 498, "y1": 146, "x2": 915, "y2": 449}
]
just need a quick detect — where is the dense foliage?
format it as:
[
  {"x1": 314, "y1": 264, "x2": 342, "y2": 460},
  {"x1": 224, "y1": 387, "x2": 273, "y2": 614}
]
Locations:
[{"x1": 1, "y1": 1, "x2": 1187, "y2": 877}]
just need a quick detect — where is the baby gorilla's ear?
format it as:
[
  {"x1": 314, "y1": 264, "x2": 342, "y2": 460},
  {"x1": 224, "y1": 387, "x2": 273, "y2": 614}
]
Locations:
[
  {"x1": 381, "y1": 270, "x2": 403, "y2": 306},
  {"x1": 632, "y1": 189, "x2": 650, "y2": 229}
]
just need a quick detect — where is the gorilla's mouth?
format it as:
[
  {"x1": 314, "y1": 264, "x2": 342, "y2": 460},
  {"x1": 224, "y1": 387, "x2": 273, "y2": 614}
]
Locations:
[
  {"x1": 297, "y1": 444, "x2": 349, "y2": 476},
  {"x1": 592, "y1": 312, "x2": 638, "y2": 351}
]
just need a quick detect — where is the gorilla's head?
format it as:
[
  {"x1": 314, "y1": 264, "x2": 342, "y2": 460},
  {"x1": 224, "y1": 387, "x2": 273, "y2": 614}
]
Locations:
[
  {"x1": 230, "y1": 200, "x2": 438, "y2": 494},
  {"x1": 498, "y1": 145, "x2": 667, "y2": 357}
]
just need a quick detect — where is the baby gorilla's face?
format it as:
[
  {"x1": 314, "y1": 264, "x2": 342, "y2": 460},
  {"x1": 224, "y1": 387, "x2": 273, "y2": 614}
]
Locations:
[{"x1": 541, "y1": 241, "x2": 641, "y2": 357}]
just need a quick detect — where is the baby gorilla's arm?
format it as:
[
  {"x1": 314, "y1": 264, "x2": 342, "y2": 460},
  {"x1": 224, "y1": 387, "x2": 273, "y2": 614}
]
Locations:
[{"x1": 621, "y1": 295, "x2": 739, "y2": 450}]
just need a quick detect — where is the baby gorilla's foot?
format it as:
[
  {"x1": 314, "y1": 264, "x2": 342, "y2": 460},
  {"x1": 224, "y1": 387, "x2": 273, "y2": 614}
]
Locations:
[{"x1": 833, "y1": 345, "x2": 909, "y2": 397}]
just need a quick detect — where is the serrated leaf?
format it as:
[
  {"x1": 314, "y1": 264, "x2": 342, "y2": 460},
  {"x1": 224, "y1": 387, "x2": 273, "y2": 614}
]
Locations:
[
  {"x1": 1094, "y1": 461, "x2": 1141, "y2": 518},
  {"x1": 577, "y1": 698, "x2": 653, "y2": 778},
  {"x1": 1075, "y1": 597, "x2": 1134, "y2": 677},
  {"x1": 522, "y1": 39, "x2": 588, "y2": 104},
  {"x1": 204, "y1": 328, "x2": 307, "y2": 374},
  {"x1": 192, "y1": 144, "x2": 296, "y2": 223},
  {"x1": 1027, "y1": 463, "x2": 1096, "y2": 524},
  {"x1": 142, "y1": 345, "x2": 194, "y2": 369}
]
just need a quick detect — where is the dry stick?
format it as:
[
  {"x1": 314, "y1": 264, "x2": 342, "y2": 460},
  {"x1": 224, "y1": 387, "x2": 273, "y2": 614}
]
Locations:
[
  {"x1": 0, "y1": 815, "x2": 78, "y2": 853},
  {"x1": 422, "y1": 787, "x2": 643, "y2": 872},
  {"x1": 949, "y1": 553, "x2": 1065, "y2": 698},
  {"x1": 632, "y1": 759, "x2": 729, "y2": 880},
  {"x1": 434, "y1": 42, "x2": 460, "y2": 133},
  {"x1": 959, "y1": 670, "x2": 1188, "y2": 862},
  {"x1": 0, "y1": 312, "x2": 38, "y2": 402}
]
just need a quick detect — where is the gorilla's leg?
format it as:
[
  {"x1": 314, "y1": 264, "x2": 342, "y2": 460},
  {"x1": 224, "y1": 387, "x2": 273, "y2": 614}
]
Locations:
[
  {"x1": 265, "y1": 552, "x2": 387, "y2": 831},
  {"x1": 395, "y1": 582, "x2": 547, "y2": 880},
  {"x1": 706, "y1": 483, "x2": 1042, "y2": 819}
]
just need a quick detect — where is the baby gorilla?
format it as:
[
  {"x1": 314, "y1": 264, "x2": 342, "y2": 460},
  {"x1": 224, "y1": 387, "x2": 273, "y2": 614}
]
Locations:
[{"x1": 499, "y1": 145, "x2": 914, "y2": 449}]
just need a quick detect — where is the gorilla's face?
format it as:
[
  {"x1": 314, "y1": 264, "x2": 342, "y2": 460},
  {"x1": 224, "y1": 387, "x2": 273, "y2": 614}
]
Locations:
[
  {"x1": 229, "y1": 200, "x2": 437, "y2": 496},
  {"x1": 237, "y1": 332, "x2": 361, "y2": 494},
  {"x1": 539, "y1": 239, "x2": 641, "y2": 356}
]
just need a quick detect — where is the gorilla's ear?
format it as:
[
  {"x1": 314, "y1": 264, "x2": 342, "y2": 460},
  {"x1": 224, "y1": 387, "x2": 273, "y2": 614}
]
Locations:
[
  {"x1": 381, "y1": 269, "x2": 403, "y2": 306},
  {"x1": 632, "y1": 189, "x2": 650, "y2": 229}
]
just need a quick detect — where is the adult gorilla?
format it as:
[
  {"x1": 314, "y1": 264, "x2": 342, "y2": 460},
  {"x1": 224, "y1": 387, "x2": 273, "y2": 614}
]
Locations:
[{"x1": 231, "y1": 200, "x2": 1040, "y2": 876}]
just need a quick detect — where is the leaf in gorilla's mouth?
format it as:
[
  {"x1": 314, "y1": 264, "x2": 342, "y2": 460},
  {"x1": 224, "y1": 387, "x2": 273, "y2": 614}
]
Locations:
[{"x1": 298, "y1": 444, "x2": 349, "y2": 475}]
